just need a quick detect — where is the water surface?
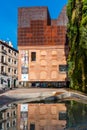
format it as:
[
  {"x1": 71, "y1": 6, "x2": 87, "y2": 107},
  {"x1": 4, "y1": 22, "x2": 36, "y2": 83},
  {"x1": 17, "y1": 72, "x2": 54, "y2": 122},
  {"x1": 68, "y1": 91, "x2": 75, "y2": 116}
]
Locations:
[{"x1": 0, "y1": 100, "x2": 87, "y2": 130}]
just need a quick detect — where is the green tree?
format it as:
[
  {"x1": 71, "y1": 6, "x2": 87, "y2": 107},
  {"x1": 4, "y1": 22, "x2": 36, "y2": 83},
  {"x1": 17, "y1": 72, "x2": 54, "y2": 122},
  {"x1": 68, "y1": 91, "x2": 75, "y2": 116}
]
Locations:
[{"x1": 67, "y1": 0, "x2": 87, "y2": 92}]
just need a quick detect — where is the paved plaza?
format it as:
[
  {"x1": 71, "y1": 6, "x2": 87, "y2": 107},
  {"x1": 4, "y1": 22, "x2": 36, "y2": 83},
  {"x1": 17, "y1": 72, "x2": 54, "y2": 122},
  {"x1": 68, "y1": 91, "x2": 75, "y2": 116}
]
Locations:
[
  {"x1": 0, "y1": 88, "x2": 66, "y2": 95},
  {"x1": 0, "y1": 88, "x2": 87, "y2": 107},
  {"x1": 0, "y1": 88, "x2": 67, "y2": 106}
]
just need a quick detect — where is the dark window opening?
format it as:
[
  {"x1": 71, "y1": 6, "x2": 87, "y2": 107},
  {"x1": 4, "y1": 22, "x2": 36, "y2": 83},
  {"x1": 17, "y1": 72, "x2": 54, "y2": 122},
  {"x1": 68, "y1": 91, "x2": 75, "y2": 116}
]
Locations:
[
  {"x1": 14, "y1": 60, "x2": 16, "y2": 64},
  {"x1": 59, "y1": 111, "x2": 67, "y2": 120},
  {"x1": 1, "y1": 66, "x2": 4, "y2": 72},
  {"x1": 1, "y1": 56, "x2": 4, "y2": 63},
  {"x1": 13, "y1": 111, "x2": 16, "y2": 116},
  {"x1": 30, "y1": 123, "x2": 35, "y2": 130},
  {"x1": 59, "y1": 65, "x2": 68, "y2": 72},
  {"x1": 2, "y1": 46, "x2": 4, "y2": 50},
  {"x1": 7, "y1": 113, "x2": 10, "y2": 118},
  {"x1": 8, "y1": 49, "x2": 11, "y2": 53},
  {"x1": 7, "y1": 122, "x2": 10, "y2": 128},
  {"x1": 8, "y1": 58, "x2": 11, "y2": 62},
  {"x1": 31, "y1": 52, "x2": 36, "y2": 61},
  {"x1": 0, "y1": 123, "x2": 2, "y2": 129},
  {"x1": 14, "y1": 52, "x2": 16, "y2": 56},
  {"x1": 13, "y1": 120, "x2": 16, "y2": 126},
  {"x1": 14, "y1": 69, "x2": 16, "y2": 74},
  {"x1": 8, "y1": 68, "x2": 11, "y2": 73},
  {"x1": 1, "y1": 78, "x2": 4, "y2": 84}
]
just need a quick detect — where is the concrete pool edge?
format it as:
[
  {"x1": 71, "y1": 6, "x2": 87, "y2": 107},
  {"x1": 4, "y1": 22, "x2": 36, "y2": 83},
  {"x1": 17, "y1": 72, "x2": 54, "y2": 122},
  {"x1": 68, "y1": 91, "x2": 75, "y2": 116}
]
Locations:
[{"x1": 0, "y1": 88, "x2": 87, "y2": 105}]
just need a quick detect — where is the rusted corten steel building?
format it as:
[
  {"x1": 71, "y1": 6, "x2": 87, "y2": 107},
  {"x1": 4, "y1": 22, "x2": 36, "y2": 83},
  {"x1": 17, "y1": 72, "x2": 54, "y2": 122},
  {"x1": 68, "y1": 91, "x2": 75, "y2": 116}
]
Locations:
[{"x1": 18, "y1": 6, "x2": 68, "y2": 87}]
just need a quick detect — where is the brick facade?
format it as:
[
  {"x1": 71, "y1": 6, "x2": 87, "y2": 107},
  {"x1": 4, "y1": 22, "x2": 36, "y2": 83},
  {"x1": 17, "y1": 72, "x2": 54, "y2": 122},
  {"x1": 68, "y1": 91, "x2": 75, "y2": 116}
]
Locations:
[{"x1": 18, "y1": 6, "x2": 68, "y2": 87}]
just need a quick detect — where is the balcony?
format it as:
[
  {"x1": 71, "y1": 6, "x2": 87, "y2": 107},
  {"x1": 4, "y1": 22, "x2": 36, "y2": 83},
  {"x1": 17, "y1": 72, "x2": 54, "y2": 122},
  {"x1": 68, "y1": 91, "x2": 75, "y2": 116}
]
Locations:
[
  {"x1": 1, "y1": 72, "x2": 8, "y2": 76},
  {"x1": 2, "y1": 50, "x2": 7, "y2": 54},
  {"x1": 1, "y1": 61, "x2": 8, "y2": 65}
]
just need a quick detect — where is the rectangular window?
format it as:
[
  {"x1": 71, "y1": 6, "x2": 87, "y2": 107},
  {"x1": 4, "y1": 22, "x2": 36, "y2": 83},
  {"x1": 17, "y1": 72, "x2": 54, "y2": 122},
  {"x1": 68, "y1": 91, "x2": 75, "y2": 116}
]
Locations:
[
  {"x1": 8, "y1": 68, "x2": 11, "y2": 73},
  {"x1": 59, "y1": 111, "x2": 67, "y2": 120},
  {"x1": 13, "y1": 120, "x2": 16, "y2": 126},
  {"x1": 8, "y1": 58, "x2": 11, "y2": 63},
  {"x1": 7, "y1": 122, "x2": 10, "y2": 128},
  {"x1": 1, "y1": 78, "x2": 4, "y2": 84},
  {"x1": 0, "y1": 123, "x2": 2, "y2": 129},
  {"x1": 7, "y1": 113, "x2": 10, "y2": 118},
  {"x1": 13, "y1": 111, "x2": 16, "y2": 116},
  {"x1": 8, "y1": 49, "x2": 11, "y2": 53},
  {"x1": 1, "y1": 56, "x2": 4, "y2": 63},
  {"x1": 14, "y1": 69, "x2": 17, "y2": 74},
  {"x1": 2, "y1": 46, "x2": 4, "y2": 50},
  {"x1": 59, "y1": 65, "x2": 68, "y2": 72},
  {"x1": 1, "y1": 66, "x2": 4, "y2": 73},
  {"x1": 14, "y1": 52, "x2": 16, "y2": 56},
  {"x1": 31, "y1": 52, "x2": 36, "y2": 61},
  {"x1": 14, "y1": 60, "x2": 17, "y2": 64},
  {"x1": 30, "y1": 123, "x2": 35, "y2": 130}
]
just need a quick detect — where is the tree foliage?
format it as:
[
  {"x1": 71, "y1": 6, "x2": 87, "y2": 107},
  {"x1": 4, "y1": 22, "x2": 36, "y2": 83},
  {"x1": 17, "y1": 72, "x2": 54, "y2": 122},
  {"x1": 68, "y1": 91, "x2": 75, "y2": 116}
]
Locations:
[{"x1": 67, "y1": 0, "x2": 87, "y2": 92}]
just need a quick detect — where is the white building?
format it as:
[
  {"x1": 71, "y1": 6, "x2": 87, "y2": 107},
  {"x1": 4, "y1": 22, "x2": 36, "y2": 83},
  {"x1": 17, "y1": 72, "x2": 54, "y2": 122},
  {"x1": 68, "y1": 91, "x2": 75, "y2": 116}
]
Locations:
[{"x1": 0, "y1": 40, "x2": 18, "y2": 90}]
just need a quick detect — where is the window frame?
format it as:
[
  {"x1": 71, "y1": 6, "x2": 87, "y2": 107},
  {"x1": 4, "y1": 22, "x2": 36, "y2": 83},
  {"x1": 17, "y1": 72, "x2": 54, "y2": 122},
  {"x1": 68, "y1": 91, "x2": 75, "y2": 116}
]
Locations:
[
  {"x1": 59, "y1": 65, "x2": 68, "y2": 73},
  {"x1": 31, "y1": 52, "x2": 36, "y2": 61}
]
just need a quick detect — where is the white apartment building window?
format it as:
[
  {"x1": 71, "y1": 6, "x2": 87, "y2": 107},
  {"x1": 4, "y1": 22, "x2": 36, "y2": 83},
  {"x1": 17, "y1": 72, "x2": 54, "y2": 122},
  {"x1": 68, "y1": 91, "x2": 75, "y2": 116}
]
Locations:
[
  {"x1": 7, "y1": 122, "x2": 10, "y2": 128},
  {"x1": 8, "y1": 68, "x2": 11, "y2": 73},
  {"x1": 1, "y1": 56, "x2": 6, "y2": 64},
  {"x1": 0, "y1": 123, "x2": 4, "y2": 130},
  {"x1": 1, "y1": 66, "x2": 4, "y2": 72},
  {"x1": 1, "y1": 55, "x2": 4, "y2": 63},
  {"x1": 12, "y1": 120, "x2": 16, "y2": 126},
  {"x1": 7, "y1": 112, "x2": 10, "y2": 118},
  {"x1": 2, "y1": 45, "x2": 4, "y2": 50},
  {"x1": 14, "y1": 60, "x2": 17, "y2": 64},
  {"x1": 8, "y1": 49, "x2": 11, "y2": 53},
  {"x1": 14, "y1": 69, "x2": 17, "y2": 74},
  {"x1": 13, "y1": 111, "x2": 16, "y2": 116},
  {"x1": 0, "y1": 123, "x2": 3, "y2": 130},
  {"x1": 8, "y1": 58, "x2": 11, "y2": 63},
  {"x1": 14, "y1": 52, "x2": 16, "y2": 56}
]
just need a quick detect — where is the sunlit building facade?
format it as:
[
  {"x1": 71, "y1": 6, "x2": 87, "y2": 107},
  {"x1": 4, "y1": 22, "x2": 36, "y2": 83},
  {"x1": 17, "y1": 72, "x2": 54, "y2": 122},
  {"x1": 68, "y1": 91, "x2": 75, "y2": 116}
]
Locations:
[
  {"x1": 0, "y1": 40, "x2": 18, "y2": 89},
  {"x1": 18, "y1": 6, "x2": 68, "y2": 87}
]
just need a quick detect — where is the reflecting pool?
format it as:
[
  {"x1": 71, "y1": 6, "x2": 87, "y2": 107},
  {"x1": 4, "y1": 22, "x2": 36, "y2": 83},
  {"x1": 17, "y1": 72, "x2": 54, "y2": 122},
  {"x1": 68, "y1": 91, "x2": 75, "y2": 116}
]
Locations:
[{"x1": 0, "y1": 100, "x2": 87, "y2": 130}]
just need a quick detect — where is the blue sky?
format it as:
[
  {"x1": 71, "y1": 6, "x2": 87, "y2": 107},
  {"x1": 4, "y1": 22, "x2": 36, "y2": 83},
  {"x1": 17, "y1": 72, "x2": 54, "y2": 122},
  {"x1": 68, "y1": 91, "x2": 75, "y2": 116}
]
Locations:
[{"x1": 0, "y1": 0, "x2": 67, "y2": 49}]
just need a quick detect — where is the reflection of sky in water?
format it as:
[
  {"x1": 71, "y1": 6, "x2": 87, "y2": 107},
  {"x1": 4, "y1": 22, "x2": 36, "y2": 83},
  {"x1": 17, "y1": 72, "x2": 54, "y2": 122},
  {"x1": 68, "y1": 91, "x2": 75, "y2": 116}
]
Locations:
[{"x1": 0, "y1": 101, "x2": 87, "y2": 130}]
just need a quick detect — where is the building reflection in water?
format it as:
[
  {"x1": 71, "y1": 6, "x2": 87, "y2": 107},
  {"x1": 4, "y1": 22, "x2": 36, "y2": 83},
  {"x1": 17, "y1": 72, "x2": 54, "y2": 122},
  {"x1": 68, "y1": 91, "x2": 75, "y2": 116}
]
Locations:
[
  {"x1": 0, "y1": 103, "x2": 66, "y2": 130},
  {"x1": 17, "y1": 103, "x2": 66, "y2": 130},
  {"x1": 0, "y1": 104, "x2": 17, "y2": 130}
]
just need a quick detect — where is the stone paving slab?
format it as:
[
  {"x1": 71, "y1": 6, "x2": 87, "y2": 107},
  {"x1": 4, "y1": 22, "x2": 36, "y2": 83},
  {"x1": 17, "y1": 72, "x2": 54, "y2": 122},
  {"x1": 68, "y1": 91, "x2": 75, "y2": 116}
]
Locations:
[
  {"x1": 0, "y1": 88, "x2": 67, "y2": 96},
  {"x1": 0, "y1": 88, "x2": 87, "y2": 107},
  {"x1": 0, "y1": 88, "x2": 67, "y2": 106}
]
